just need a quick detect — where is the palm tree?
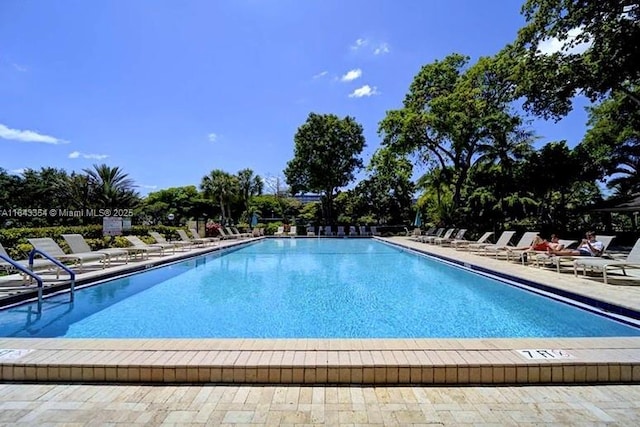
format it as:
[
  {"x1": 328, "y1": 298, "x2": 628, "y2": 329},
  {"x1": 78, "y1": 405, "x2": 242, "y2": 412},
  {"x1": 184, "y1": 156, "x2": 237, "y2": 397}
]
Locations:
[
  {"x1": 200, "y1": 169, "x2": 238, "y2": 224},
  {"x1": 83, "y1": 164, "x2": 138, "y2": 208},
  {"x1": 236, "y1": 168, "x2": 264, "y2": 221}
]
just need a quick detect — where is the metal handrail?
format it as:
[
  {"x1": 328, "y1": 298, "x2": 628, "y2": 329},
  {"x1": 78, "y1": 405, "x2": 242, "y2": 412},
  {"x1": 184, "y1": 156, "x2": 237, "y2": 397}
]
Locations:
[
  {"x1": 1, "y1": 254, "x2": 45, "y2": 312},
  {"x1": 28, "y1": 249, "x2": 76, "y2": 306}
]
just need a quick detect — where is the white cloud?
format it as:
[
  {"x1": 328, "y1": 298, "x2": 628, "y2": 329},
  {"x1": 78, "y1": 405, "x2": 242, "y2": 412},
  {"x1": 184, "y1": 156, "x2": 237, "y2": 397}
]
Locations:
[
  {"x1": 350, "y1": 38, "x2": 368, "y2": 50},
  {"x1": 313, "y1": 71, "x2": 328, "y2": 79},
  {"x1": 341, "y1": 69, "x2": 362, "y2": 82},
  {"x1": 208, "y1": 133, "x2": 218, "y2": 143},
  {"x1": 0, "y1": 123, "x2": 69, "y2": 144},
  {"x1": 374, "y1": 43, "x2": 390, "y2": 55},
  {"x1": 348, "y1": 85, "x2": 379, "y2": 98},
  {"x1": 537, "y1": 27, "x2": 591, "y2": 55},
  {"x1": 11, "y1": 63, "x2": 27, "y2": 72},
  {"x1": 350, "y1": 38, "x2": 390, "y2": 55},
  {"x1": 68, "y1": 151, "x2": 109, "y2": 160}
]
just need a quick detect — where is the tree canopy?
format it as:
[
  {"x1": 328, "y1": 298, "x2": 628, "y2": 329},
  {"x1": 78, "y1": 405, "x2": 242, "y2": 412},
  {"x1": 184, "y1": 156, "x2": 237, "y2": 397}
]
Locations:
[
  {"x1": 508, "y1": 0, "x2": 640, "y2": 119},
  {"x1": 284, "y1": 112, "x2": 366, "y2": 223}
]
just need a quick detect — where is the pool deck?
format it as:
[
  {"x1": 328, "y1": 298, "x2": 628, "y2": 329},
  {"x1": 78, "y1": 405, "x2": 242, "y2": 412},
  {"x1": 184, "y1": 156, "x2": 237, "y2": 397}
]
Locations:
[{"x1": 1, "y1": 235, "x2": 640, "y2": 387}]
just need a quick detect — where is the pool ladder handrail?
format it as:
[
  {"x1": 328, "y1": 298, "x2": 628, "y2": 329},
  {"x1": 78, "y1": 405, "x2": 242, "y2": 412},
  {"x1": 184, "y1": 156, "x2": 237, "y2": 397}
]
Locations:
[
  {"x1": 28, "y1": 249, "x2": 76, "y2": 310},
  {"x1": 1, "y1": 253, "x2": 47, "y2": 312}
]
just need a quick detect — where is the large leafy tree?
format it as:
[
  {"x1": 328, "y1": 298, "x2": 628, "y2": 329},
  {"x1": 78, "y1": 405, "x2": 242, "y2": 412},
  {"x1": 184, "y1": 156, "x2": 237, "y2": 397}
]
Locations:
[
  {"x1": 200, "y1": 169, "x2": 238, "y2": 224},
  {"x1": 508, "y1": 0, "x2": 640, "y2": 119},
  {"x1": 284, "y1": 113, "x2": 366, "y2": 223},
  {"x1": 379, "y1": 54, "x2": 530, "y2": 216},
  {"x1": 580, "y1": 89, "x2": 640, "y2": 195},
  {"x1": 138, "y1": 186, "x2": 200, "y2": 225},
  {"x1": 354, "y1": 147, "x2": 414, "y2": 225}
]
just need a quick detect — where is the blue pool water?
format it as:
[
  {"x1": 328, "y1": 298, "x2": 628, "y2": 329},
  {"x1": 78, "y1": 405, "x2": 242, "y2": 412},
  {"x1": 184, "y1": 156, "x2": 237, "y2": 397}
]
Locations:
[{"x1": 1, "y1": 239, "x2": 639, "y2": 338}]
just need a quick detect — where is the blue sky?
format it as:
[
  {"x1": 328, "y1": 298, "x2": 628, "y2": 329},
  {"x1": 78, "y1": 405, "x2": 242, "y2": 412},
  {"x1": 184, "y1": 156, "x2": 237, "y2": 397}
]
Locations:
[{"x1": 1, "y1": 0, "x2": 590, "y2": 196}]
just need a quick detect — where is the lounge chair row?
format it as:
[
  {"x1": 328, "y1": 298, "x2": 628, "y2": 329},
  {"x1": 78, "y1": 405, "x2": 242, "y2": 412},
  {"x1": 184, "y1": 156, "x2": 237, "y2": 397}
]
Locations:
[
  {"x1": 274, "y1": 225, "x2": 381, "y2": 237},
  {"x1": 410, "y1": 228, "x2": 640, "y2": 284},
  {"x1": 0, "y1": 228, "x2": 232, "y2": 279}
]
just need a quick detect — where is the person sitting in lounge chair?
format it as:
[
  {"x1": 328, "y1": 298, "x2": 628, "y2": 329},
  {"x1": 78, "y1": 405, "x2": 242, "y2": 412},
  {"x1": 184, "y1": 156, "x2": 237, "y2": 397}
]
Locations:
[
  {"x1": 548, "y1": 231, "x2": 603, "y2": 257},
  {"x1": 512, "y1": 234, "x2": 564, "y2": 252}
]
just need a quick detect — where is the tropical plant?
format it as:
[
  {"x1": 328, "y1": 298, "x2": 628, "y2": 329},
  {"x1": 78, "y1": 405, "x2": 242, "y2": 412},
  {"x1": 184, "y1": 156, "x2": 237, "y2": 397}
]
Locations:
[
  {"x1": 200, "y1": 169, "x2": 239, "y2": 224},
  {"x1": 83, "y1": 164, "x2": 139, "y2": 209},
  {"x1": 236, "y1": 168, "x2": 263, "y2": 222}
]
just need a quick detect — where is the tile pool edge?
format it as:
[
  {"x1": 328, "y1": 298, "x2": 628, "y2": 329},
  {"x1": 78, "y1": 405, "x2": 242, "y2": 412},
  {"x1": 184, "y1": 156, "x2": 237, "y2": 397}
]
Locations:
[{"x1": 1, "y1": 337, "x2": 639, "y2": 385}]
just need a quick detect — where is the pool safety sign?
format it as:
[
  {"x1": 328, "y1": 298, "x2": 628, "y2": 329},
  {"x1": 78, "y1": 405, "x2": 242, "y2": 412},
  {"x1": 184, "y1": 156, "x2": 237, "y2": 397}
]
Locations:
[
  {"x1": 516, "y1": 349, "x2": 575, "y2": 360},
  {"x1": 0, "y1": 349, "x2": 33, "y2": 361}
]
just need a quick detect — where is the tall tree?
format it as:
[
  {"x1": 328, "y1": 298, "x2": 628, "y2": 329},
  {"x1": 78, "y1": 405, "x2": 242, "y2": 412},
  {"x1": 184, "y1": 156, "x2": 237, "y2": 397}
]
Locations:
[
  {"x1": 580, "y1": 89, "x2": 640, "y2": 195},
  {"x1": 138, "y1": 186, "x2": 200, "y2": 225},
  {"x1": 508, "y1": 0, "x2": 640, "y2": 119},
  {"x1": 379, "y1": 54, "x2": 529, "y2": 215},
  {"x1": 284, "y1": 113, "x2": 366, "y2": 223},
  {"x1": 236, "y1": 168, "x2": 263, "y2": 222},
  {"x1": 357, "y1": 147, "x2": 415, "y2": 225},
  {"x1": 200, "y1": 169, "x2": 238, "y2": 224}
]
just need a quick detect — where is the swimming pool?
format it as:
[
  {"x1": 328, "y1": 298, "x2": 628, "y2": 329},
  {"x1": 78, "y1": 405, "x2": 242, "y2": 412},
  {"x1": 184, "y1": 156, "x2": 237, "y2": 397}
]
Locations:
[{"x1": 1, "y1": 238, "x2": 639, "y2": 338}]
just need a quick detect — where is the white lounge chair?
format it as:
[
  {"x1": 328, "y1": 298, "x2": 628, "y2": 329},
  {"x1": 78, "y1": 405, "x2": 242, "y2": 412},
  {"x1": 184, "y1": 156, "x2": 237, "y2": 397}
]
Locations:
[
  {"x1": 323, "y1": 225, "x2": 333, "y2": 236},
  {"x1": 124, "y1": 236, "x2": 168, "y2": 257},
  {"x1": 436, "y1": 229, "x2": 467, "y2": 246},
  {"x1": 62, "y1": 234, "x2": 130, "y2": 265},
  {"x1": 419, "y1": 228, "x2": 443, "y2": 243},
  {"x1": 538, "y1": 235, "x2": 616, "y2": 274},
  {"x1": 349, "y1": 226, "x2": 358, "y2": 236},
  {"x1": 231, "y1": 227, "x2": 252, "y2": 238},
  {"x1": 337, "y1": 226, "x2": 346, "y2": 237},
  {"x1": 468, "y1": 231, "x2": 516, "y2": 253},
  {"x1": 484, "y1": 231, "x2": 538, "y2": 259},
  {"x1": 426, "y1": 228, "x2": 455, "y2": 244},
  {"x1": 573, "y1": 237, "x2": 640, "y2": 284},
  {"x1": 178, "y1": 229, "x2": 214, "y2": 247},
  {"x1": 453, "y1": 231, "x2": 493, "y2": 250},
  {"x1": 28, "y1": 237, "x2": 108, "y2": 272},
  {"x1": 149, "y1": 231, "x2": 190, "y2": 251},
  {"x1": 359, "y1": 225, "x2": 369, "y2": 236},
  {"x1": 274, "y1": 226, "x2": 285, "y2": 236},
  {"x1": 510, "y1": 239, "x2": 577, "y2": 266},
  {"x1": 189, "y1": 228, "x2": 220, "y2": 245},
  {"x1": 0, "y1": 242, "x2": 57, "y2": 277}
]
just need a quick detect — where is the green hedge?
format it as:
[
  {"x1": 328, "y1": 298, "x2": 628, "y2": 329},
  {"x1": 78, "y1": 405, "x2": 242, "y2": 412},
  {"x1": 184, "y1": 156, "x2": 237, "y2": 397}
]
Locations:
[{"x1": 0, "y1": 225, "x2": 186, "y2": 259}]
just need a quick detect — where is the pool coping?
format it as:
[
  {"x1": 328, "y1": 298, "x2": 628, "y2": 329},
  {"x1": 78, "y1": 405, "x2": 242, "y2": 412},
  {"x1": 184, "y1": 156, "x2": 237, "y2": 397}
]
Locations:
[{"x1": 1, "y1": 236, "x2": 640, "y2": 385}]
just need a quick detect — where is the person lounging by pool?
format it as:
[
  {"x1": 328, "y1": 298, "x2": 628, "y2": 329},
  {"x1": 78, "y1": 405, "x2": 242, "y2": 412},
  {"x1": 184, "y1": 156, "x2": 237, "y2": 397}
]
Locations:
[
  {"x1": 547, "y1": 231, "x2": 603, "y2": 257},
  {"x1": 511, "y1": 234, "x2": 564, "y2": 252}
]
